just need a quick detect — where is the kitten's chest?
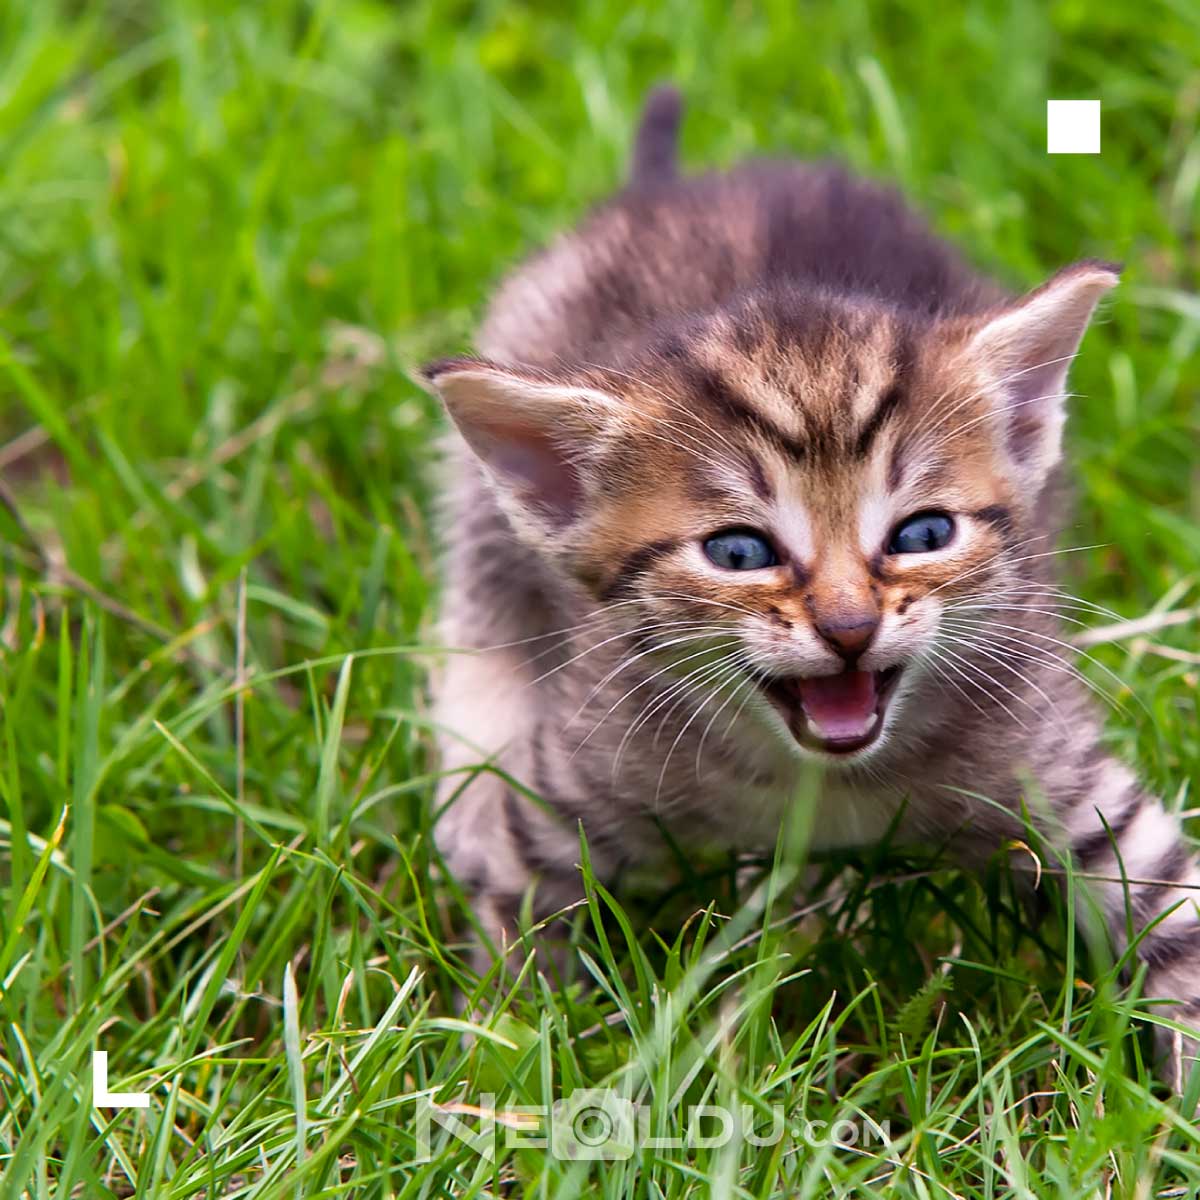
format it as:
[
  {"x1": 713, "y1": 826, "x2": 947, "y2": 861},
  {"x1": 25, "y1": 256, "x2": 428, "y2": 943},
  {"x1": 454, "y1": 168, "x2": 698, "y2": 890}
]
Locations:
[{"x1": 667, "y1": 763, "x2": 909, "y2": 856}]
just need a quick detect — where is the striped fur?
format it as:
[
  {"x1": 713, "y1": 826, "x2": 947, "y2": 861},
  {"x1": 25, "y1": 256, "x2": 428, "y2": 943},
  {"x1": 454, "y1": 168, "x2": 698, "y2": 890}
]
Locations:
[{"x1": 423, "y1": 91, "x2": 1199, "y2": 1085}]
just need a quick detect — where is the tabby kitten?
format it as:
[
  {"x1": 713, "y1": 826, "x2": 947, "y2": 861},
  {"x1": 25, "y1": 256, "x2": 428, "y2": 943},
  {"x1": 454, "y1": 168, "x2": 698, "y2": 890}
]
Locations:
[{"x1": 422, "y1": 88, "x2": 1199, "y2": 1082}]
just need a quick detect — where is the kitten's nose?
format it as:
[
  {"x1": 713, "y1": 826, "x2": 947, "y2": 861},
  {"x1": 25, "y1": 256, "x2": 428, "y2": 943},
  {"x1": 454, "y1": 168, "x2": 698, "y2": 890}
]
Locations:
[{"x1": 814, "y1": 612, "x2": 879, "y2": 661}]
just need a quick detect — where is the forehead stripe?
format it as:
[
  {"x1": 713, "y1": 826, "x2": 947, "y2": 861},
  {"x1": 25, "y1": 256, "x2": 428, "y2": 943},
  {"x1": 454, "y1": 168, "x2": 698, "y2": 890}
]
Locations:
[
  {"x1": 854, "y1": 382, "x2": 905, "y2": 459},
  {"x1": 744, "y1": 451, "x2": 772, "y2": 500},
  {"x1": 681, "y1": 362, "x2": 808, "y2": 462}
]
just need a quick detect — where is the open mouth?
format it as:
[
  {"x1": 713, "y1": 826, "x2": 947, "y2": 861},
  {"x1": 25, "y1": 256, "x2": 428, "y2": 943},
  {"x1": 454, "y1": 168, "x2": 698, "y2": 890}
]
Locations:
[{"x1": 758, "y1": 666, "x2": 903, "y2": 756}]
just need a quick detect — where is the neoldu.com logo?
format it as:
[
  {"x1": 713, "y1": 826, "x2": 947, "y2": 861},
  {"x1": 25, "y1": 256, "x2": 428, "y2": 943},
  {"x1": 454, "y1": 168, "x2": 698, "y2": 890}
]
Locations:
[{"x1": 414, "y1": 1089, "x2": 894, "y2": 1163}]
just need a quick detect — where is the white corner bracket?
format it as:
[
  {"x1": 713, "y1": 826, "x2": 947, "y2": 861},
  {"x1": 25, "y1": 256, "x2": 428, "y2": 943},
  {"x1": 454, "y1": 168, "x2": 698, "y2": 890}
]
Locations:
[{"x1": 92, "y1": 1050, "x2": 150, "y2": 1109}]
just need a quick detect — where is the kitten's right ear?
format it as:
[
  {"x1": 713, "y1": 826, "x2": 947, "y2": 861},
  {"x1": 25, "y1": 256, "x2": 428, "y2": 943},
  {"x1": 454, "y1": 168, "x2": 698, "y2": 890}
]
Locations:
[{"x1": 419, "y1": 357, "x2": 620, "y2": 529}]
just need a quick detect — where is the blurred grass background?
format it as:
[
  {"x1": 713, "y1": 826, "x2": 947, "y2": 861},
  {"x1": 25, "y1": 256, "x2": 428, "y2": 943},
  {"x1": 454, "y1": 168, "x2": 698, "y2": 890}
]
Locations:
[{"x1": 0, "y1": 1, "x2": 1198, "y2": 1196}]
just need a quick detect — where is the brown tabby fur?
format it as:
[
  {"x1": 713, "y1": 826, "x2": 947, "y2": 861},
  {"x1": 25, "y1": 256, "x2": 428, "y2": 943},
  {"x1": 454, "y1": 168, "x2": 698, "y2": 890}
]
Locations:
[{"x1": 422, "y1": 88, "x2": 1200, "y2": 1086}]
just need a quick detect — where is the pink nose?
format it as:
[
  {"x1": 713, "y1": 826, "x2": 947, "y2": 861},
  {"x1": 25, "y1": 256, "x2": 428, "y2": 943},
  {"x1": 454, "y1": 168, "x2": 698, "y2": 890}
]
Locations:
[{"x1": 814, "y1": 614, "x2": 879, "y2": 660}]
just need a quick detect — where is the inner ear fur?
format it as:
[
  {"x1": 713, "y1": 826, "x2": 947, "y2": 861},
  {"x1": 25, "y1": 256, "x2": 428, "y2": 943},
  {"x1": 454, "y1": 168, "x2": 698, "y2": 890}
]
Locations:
[
  {"x1": 959, "y1": 259, "x2": 1120, "y2": 483},
  {"x1": 419, "y1": 356, "x2": 622, "y2": 528}
]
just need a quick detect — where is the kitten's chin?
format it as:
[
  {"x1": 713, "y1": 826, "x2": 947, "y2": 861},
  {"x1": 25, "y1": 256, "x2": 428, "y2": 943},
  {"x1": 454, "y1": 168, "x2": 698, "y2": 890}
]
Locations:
[{"x1": 758, "y1": 665, "x2": 903, "y2": 760}]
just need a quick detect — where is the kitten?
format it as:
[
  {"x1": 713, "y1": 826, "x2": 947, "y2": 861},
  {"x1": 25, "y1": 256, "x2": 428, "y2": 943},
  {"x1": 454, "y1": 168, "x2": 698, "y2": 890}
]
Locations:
[{"x1": 422, "y1": 88, "x2": 1199, "y2": 1084}]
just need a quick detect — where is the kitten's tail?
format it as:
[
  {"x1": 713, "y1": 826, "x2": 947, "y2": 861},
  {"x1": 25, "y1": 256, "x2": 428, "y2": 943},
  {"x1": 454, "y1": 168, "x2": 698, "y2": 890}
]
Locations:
[{"x1": 630, "y1": 85, "x2": 683, "y2": 186}]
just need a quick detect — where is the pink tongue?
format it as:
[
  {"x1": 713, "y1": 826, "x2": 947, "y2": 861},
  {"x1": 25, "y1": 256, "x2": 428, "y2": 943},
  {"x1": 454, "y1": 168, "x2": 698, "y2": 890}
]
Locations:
[{"x1": 796, "y1": 670, "x2": 878, "y2": 741}]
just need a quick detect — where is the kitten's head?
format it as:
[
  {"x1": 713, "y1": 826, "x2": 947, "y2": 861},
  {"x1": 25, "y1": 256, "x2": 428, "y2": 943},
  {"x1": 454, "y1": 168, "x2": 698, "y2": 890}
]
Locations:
[{"x1": 422, "y1": 261, "x2": 1117, "y2": 764}]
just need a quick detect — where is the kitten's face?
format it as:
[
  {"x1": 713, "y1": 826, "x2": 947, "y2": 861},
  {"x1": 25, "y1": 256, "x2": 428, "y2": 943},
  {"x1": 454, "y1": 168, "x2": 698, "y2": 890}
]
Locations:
[
  {"x1": 425, "y1": 263, "x2": 1116, "y2": 765},
  {"x1": 565, "y1": 303, "x2": 1028, "y2": 762}
]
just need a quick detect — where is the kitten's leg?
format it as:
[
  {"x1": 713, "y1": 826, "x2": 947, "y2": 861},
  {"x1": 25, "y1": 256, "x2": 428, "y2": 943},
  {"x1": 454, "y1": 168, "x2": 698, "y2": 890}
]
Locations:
[
  {"x1": 434, "y1": 646, "x2": 588, "y2": 978},
  {"x1": 1056, "y1": 753, "x2": 1200, "y2": 1087},
  {"x1": 433, "y1": 647, "x2": 537, "y2": 966},
  {"x1": 432, "y1": 638, "x2": 609, "y2": 984},
  {"x1": 442, "y1": 787, "x2": 587, "y2": 983}
]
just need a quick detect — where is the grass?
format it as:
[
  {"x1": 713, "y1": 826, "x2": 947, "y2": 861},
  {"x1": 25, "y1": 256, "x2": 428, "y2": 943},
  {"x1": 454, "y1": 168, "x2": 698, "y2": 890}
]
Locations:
[{"x1": 0, "y1": 0, "x2": 1198, "y2": 1195}]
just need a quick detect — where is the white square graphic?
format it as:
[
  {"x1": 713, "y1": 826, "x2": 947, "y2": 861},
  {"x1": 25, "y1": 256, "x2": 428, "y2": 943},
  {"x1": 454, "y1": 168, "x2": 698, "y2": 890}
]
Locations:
[{"x1": 1047, "y1": 100, "x2": 1100, "y2": 154}]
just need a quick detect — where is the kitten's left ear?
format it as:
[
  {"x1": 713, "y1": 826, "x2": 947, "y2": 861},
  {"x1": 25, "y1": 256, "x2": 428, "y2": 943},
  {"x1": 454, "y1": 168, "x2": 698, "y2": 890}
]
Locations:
[
  {"x1": 966, "y1": 259, "x2": 1119, "y2": 488},
  {"x1": 419, "y1": 356, "x2": 620, "y2": 531}
]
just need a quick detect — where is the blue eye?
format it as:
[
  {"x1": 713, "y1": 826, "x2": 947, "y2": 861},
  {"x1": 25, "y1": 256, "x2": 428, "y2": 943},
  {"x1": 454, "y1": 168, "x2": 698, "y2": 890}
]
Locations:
[
  {"x1": 703, "y1": 529, "x2": 778, "y2": 571},
  {"x1": 888, "y1": 512, "x2": 956, "y2": 555}
]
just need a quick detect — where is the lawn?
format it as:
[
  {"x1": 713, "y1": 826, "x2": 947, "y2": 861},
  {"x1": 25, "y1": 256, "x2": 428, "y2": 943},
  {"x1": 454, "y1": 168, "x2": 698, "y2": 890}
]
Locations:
[{"x1": 1, "y1": 1, "x2": 1199, "y2": 1196}]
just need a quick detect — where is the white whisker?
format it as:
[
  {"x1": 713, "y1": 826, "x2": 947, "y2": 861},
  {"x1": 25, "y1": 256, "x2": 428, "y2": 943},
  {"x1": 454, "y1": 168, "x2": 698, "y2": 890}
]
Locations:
[
  {"x1": 654, "y1": 658, "x2": 753, "y2": 805},
  {"x1": 569, "y1": 638, "x2": 742, "y2": 756},
  {"x1": 565, "y1": 630, "x2": 738, "y2": 732},
  {"x1": 695, "y1": 667, "x2": 762, "y2": 775},
  {"x1": 929, "y1": 642, "x2": 1031, "y2": 730}
]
